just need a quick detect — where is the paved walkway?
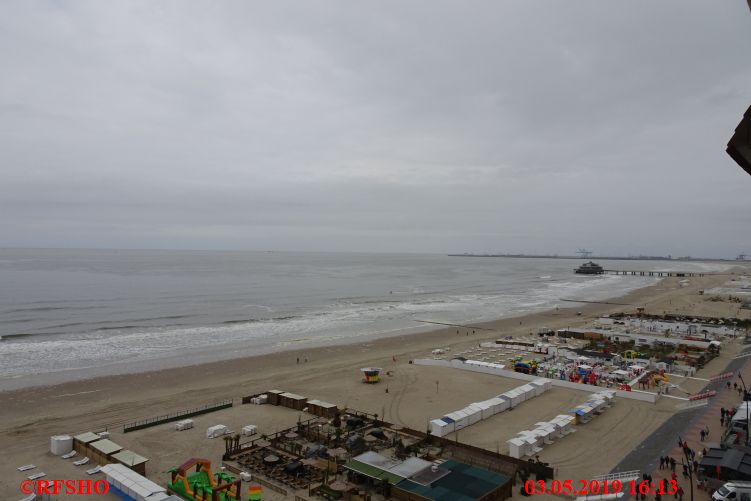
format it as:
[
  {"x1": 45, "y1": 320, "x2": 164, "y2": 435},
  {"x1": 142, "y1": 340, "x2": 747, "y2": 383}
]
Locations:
[{"x1": 611, "y1": 353, "x2": 750, "y2": 500}]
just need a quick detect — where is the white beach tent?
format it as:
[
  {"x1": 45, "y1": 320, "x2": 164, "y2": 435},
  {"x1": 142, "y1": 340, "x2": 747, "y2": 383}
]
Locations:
[
  {"x1": 488, "y1": 396, "x2": 509, "y2": 414},
  {"x1": 430, "y1": 419, "x2": 451, "y2": 437},
  {"x1": 519, "y1": 384, "x2": 536, "y2": 400},
  {"x1": 495, "y1": 394, "x2": 512, "y2": 411},
  {"x1": 242, "y1": 425, "x2": 257, "y2": 436},
  {"x1": 507, "y1": 437, "x2": 528, "y2": 459},
  {"x1": 552, "y1": 415, "x2": 574, "y2": 435},
  {"x1": 545, "y1": 421, "x2": 564, "y2": 439},
  {"x1": 438, "y1": 416, "x2": 456, "y2": 434},
  {"x1": 175, "y1": 419, "x2": 193, "y2": 431},
  {"x1": 445, "y1": 410, "x2": 470, "y2": 430},
  {"x1": 506, "y1": 390, "x2": 522, "y2": 408},
  {"x1": 587, "y1": 399, "x2": 606, "y2": 413},
  {"x1": 206, "y1": 425, "x2": 228, "y2": 439},
  {"x1": 529, "y1": 381, "x2": 545, "y2": 396},
  {"x1": 101, "y1": 464, "x2": 166, "y2": 501}
]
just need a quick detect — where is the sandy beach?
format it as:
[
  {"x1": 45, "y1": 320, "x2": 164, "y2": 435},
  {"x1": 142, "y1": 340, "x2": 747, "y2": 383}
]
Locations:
[{"x1": 2, "y1": 269, "x2": 750, "y2": 500}]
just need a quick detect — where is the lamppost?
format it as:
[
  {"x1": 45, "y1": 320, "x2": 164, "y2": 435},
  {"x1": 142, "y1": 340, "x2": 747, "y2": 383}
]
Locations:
[{"x1": 738, "y1": 374, "x2": 749, "y2": 446}]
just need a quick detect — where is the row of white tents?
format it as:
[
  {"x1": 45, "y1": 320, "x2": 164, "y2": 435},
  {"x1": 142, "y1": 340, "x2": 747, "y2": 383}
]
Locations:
[
  {"x1": 429, "y1": 378, "x2": 553, "y2": 437},
  {"x1": 507, "y1": 390, "x2": 616, "y2": 459},
  {"x1": 507, "y1": 415, "x2": 576, "y2": 459},
  {"x1": 570, "y1": 390, "x2": 616, "y2": 424},
  {"x1": 100, "y1": 463, "x2": 177, "y2": 501}
]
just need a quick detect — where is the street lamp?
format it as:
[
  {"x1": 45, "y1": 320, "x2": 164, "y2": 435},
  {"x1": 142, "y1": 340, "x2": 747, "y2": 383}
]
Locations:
[{"x1": 738, "y1": 374, "x2": 749, "y2": 446}]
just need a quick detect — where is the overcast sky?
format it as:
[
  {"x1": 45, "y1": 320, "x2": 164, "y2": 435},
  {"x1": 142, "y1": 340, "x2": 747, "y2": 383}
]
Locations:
[{"x1": 1, "y1": 1, "x2": 750, "y2": 257}]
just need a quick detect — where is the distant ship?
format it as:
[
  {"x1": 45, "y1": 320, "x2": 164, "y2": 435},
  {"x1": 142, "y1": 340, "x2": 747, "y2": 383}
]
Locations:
[{"x1": 574, "y1": 261, "x2": 604, "y2": 275}]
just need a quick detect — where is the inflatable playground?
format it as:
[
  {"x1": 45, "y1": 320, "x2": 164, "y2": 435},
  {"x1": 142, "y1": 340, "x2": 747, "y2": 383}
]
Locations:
[
  {"x1": 168, "y1": 458, "x2": 242, "y2": 501},
  {"x1": 513, "y1": 359, "x2": 538, "y2": 375}
]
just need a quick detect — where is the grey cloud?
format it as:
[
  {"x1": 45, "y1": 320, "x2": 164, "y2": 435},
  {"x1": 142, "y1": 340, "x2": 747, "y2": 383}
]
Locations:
[{"x1": 0, "y1": 0, "x2": 750, "y2": 256}]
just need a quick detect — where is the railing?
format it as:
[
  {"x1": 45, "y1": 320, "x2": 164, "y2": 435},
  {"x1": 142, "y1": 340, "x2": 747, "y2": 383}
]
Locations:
[
  {"x1": 677, "y1": 399, "x2": 709, "y2": 411},
  {"x1": 592, "y1": 470, "x2": 640, "y2": 482},
  {"x1": 123, "y1": 399, "x2": 233, "y2": 433}
]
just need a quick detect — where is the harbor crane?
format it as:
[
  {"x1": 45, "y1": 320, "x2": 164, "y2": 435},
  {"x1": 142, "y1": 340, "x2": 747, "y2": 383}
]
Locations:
[{"x1": 738, "y1": 253, "x2": 749, "y2": 261}]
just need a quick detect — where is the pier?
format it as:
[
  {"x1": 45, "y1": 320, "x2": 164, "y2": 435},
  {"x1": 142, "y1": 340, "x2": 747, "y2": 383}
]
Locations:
[{"x1": 603, "y1": 269, "x2": 705, "y2": 277}]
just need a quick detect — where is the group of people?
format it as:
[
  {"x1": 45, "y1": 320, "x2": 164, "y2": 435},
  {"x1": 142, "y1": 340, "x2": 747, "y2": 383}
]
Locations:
[{"x1": 720, "y1": 405, "x2": 738, "y2": 427}]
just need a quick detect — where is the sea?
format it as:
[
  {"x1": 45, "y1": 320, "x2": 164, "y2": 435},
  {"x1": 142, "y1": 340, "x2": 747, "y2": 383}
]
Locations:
[{"x1": 0, "y1": 249, "x2": 732, "y2": 390}]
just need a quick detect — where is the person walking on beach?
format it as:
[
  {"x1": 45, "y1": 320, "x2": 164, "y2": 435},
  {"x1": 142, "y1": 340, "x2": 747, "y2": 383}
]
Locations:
[
  {"x1": 677, "y1": 486, "x2": 684, "y2": 501},
  {"x1": 670, "y1": 457, "x2": 677, "y2": 472},
  {"x1": 721, "y1": 407, "x2": 726, "y2": 419},
  {"x1": 660, "y1": 456, "x2": 665, "y2": 470},
  {"x1": 700, "y1": 429, "x2": 706, "y2": 441}
]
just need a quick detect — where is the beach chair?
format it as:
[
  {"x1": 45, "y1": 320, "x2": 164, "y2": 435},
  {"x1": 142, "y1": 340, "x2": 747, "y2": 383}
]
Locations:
[
  {"x1": 17, "y1": 464, "x2": 36, "y2": 471},
  {"x1": 86, "y1": 465, "x2": 102, "y2": 475},
  {"x1": 73, "y1": 457, "x2": 90, "y2": 466},
  {"x1": 27, "y1": 472, "x2": 46, "y2": 480},
  {"x1": 61, "y1": 451, "x2": 77, "y2": 459}
]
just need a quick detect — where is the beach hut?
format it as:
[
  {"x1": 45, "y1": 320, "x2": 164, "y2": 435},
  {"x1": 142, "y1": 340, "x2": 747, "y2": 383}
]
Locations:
[
  {"x1": 554, "y1": 415, "x2": 575, "y2": 435},
  {"x1": 306, "y1": 399, "x2": 339, "y2": 418},
  {"x1": 493, "y1": 394, "x2": 511, "y2": 413},
  {"x1": 545, "y1": 421, "x2": 564, "y2": 439},
  {"x1": 267, "y1": 390, "x2": 284, "y2": 405},
  {"x1": 518, "y1": 433, "x2": 543, "y2": 454},
  {"x1": 430, "y1": 419, "x2": 451, "y2": 437},
  {"x1": 519, "y1": 384, "x2": 536, "y2": 400},
  {"x1": 111, "y1": 450, "x2": 149, "y2": 476},
  {"x1": 445, "y1": 410, "x2": 470, "y2": 430},
  {"x1": 280, "y1": 392, "x2": 307, "y2": 410},
  {"x1": 73, "y1": 432, "x2": 101, "y2": 455},
  {"x1": 530, "y1": 380, "x2": 546, "y2": 396},
  {"x1": 476, "y1": 400, "x2": 495, "y2": 419},
  {"x1": 504, "y1": 390, "x2": 522, "y2": 408},
  {"x1": 571, "y1": 406, "x2": 593, "y2": 425},
  {"x1": 242, "y1": 425, "x2": 257, "y2": 436},
  {"x1": 438, "y1": 416, "x2": 456, "y2": 434},
  {"x1": 89, "y1": 439, "x2": 123, "y2": 466},
  {"x1": 588, "y1": 399, "x2": 606, "y2": 413},
  {"x1": 463, "y1": 405, "x2": 482, "y2": 425}
]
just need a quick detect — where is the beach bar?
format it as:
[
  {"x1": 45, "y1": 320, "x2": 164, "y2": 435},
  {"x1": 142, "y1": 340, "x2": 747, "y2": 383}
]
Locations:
[
  {"x1": 267, "y1": 390, "x2": 284, "y2": 406},
  {"x1": 111, "y1": 450, "x2": 149, "y2": 475},
  {"x1": 279, "y1": 392, "x2": 308, "y2": 410},
  {"x1": 306, "y1": 399, "x2": 339, "y2": 418},
  {"x1": 89, "y1": 439, "x2": 123, "y2": 466}
]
